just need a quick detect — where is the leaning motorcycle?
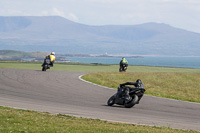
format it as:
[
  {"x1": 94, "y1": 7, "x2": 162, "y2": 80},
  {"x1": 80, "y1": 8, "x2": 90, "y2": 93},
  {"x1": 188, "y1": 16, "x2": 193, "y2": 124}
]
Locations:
[
  {"x1": 41, "y1": 58, "x2": 51, "y2": 71},
  {"x1": 107, "y1": 80, "x2": 145, "y2": 108}
]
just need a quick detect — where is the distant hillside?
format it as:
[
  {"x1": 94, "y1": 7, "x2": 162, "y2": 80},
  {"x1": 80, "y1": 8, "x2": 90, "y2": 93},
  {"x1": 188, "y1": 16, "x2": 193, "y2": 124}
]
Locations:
[
  {"x1": 0, "y1": 50, "x2": 48, "y2": 60},
  {"x1": 0, "y1": 16, "x2": 200, "y2": 56},
  {"x1": 0, "y1": 50, "x2": 92, "y2": 61}
]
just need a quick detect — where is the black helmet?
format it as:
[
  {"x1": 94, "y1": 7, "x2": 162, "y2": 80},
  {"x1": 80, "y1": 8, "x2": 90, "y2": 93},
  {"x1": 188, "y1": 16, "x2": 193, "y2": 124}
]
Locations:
[{"x1": 136, "y1": 79, "x2": 142, "y2": 84}]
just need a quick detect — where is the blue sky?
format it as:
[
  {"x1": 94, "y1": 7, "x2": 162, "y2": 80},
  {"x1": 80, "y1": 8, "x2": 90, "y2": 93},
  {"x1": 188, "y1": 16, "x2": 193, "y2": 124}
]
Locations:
[{"x1": 0, "y1": 0, "x2": 200, "y2": 33}]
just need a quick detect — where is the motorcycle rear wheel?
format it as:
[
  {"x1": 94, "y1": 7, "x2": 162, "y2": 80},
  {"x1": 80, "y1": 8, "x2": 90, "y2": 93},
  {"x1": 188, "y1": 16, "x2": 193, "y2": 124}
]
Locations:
[{"x1": 124, "y1": 94, "x2": 138, "y2": 108}]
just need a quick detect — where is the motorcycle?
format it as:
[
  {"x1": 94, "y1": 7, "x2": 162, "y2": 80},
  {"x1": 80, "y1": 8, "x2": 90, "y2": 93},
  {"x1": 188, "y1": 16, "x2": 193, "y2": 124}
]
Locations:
[
  {"x1": 41, "y1": 58, "x2": 52, "y2": 71},
  {"x1": 119, "y1": 64, "x2": 127, "y2": 72},
  {"x1": 107, "y1": 80, "x2": 145, "y2": 108}
]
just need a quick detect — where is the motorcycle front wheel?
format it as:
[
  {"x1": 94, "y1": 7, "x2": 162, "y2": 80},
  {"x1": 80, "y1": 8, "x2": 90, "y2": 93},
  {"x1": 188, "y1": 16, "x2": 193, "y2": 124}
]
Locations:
[
  {"x1": 124, "y1": 94, "x2": 138, "y2": 108},
  {"x1": 107, "y1": 95, "x2": 116, "y2": 106},
  {"x1": 42, "y1": 67, "x2": 46, "y2": 71},
  {"x1": 42, "y1": 65, "x2": 47, "y2": 71}
]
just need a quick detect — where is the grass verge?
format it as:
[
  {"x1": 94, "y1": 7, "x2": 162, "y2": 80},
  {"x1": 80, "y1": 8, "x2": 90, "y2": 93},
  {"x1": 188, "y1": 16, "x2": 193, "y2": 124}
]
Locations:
[
  {"x1": 82, "y1": 72, "x2": 200, "y2": 103},
  {"x1": 0, "y1": 106, "x2": 197, "y2": 133},
  {"x1": 1, "y1": 61, "x2": 200, "y2": 73}
]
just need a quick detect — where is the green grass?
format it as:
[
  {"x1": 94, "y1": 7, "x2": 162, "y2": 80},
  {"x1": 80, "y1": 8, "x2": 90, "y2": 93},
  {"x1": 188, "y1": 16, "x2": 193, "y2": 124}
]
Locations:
[
  {"x1": 1, "y1": 61, "x2": 200, "y2": 73},
  {"x1": 0, "y1": 106, "x2": 197, "y2": 133},
  {"x1": 82, "y1": 72, "x2": 200, "y2": 103}
]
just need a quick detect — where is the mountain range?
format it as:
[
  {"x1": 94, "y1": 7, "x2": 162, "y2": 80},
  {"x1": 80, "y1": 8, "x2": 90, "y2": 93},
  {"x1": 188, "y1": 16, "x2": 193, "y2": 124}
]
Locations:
[{"x1": 0, "y1": 16, "x2": 200, "y2": 56}]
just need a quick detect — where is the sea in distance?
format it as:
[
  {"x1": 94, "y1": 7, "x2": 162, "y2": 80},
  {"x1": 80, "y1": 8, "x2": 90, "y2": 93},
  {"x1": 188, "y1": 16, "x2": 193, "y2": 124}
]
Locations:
[{"x1": 66, "y1": 56, "x2": 200, "y2": 69}]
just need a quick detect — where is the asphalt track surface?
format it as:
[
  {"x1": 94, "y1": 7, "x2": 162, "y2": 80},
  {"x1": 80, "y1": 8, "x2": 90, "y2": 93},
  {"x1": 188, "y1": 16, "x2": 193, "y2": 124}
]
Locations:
[{"x1": 0, "y1": 68, "x2": 200, "y2": 131}]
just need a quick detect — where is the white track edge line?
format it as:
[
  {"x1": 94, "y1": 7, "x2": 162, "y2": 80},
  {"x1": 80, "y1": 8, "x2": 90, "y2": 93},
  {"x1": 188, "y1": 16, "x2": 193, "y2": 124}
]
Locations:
[{"x1": 78, "y1": 74, "x2": 115, "y2": 90}]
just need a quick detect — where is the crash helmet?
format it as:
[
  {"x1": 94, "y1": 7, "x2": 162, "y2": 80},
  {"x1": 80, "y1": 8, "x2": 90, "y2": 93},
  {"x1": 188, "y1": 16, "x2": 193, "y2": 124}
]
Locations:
[
  {"x1": 122, "y1": 57, "x2": 125, "y2": 59},
  {"x1": 136, "y1": 79, "x2": 142, "y2": 84},
  {"x1": 51, "y1": 51, "x2": 55, "y2": 55}
]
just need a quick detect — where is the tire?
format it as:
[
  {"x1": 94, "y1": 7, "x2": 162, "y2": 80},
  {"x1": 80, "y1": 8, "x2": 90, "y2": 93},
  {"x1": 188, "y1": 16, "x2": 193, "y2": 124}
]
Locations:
[
  {"x1": 124, "y1": 94, "x2": 138, "y2": 108},
  {"x1": 107, "y1": 95, "x2": 116, "y2": 106},
  {"x1": 42, "y1": 65, "x2": 47, "y2": 71},
  {"x1": 42, "y1": 67, "x2": 46, "y2": 71},
  {"x1": 124, "y1": 67, "x2": 127, "y2": 72}
]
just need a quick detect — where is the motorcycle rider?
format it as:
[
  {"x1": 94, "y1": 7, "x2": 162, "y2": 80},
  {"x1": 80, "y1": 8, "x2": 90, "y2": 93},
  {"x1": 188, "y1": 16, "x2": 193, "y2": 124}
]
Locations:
[
  {"x1": 119, "y1": 79, "x2": 143, "y2": 102},
  {"x1": 119, "y1": 57, "x2": 128, "y2": 71},
  {"x1": 42, "y1": 51, "x2": 55, "y2": 67}
]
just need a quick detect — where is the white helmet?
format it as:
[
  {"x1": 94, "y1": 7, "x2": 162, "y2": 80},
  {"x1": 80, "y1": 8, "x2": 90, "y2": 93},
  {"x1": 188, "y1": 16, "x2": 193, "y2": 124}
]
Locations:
[{"x1": 51, "y1": 51, "x2": 55, "y2": 55}]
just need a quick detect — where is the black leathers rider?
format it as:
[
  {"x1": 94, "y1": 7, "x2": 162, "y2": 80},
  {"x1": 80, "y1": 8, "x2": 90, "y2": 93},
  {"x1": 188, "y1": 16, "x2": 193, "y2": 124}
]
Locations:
[{"x1": 118, "y1": 79, "x2": 143, "y2": 102}]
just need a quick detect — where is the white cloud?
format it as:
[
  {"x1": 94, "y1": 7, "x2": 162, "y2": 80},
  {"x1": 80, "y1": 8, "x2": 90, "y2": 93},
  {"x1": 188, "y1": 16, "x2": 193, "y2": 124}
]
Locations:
[
  {"x1": 86, "y1": 0, "x2": 125, "y2": 3},
  {"x1": 41, "y1": 8, "x2": 79, "y2": 22},
  {"x1": 161, "y1": 0, "x2": 175, "y2": 2},
  {"x1": 52, "y1": 8, "x2": 65, "y2": 17},
  {"x1": 42, "y1": 8, "x2": 66, "y2": 17},
  {"x1": 67, "y1": 13, "x2": 79, "y2": 22}
]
